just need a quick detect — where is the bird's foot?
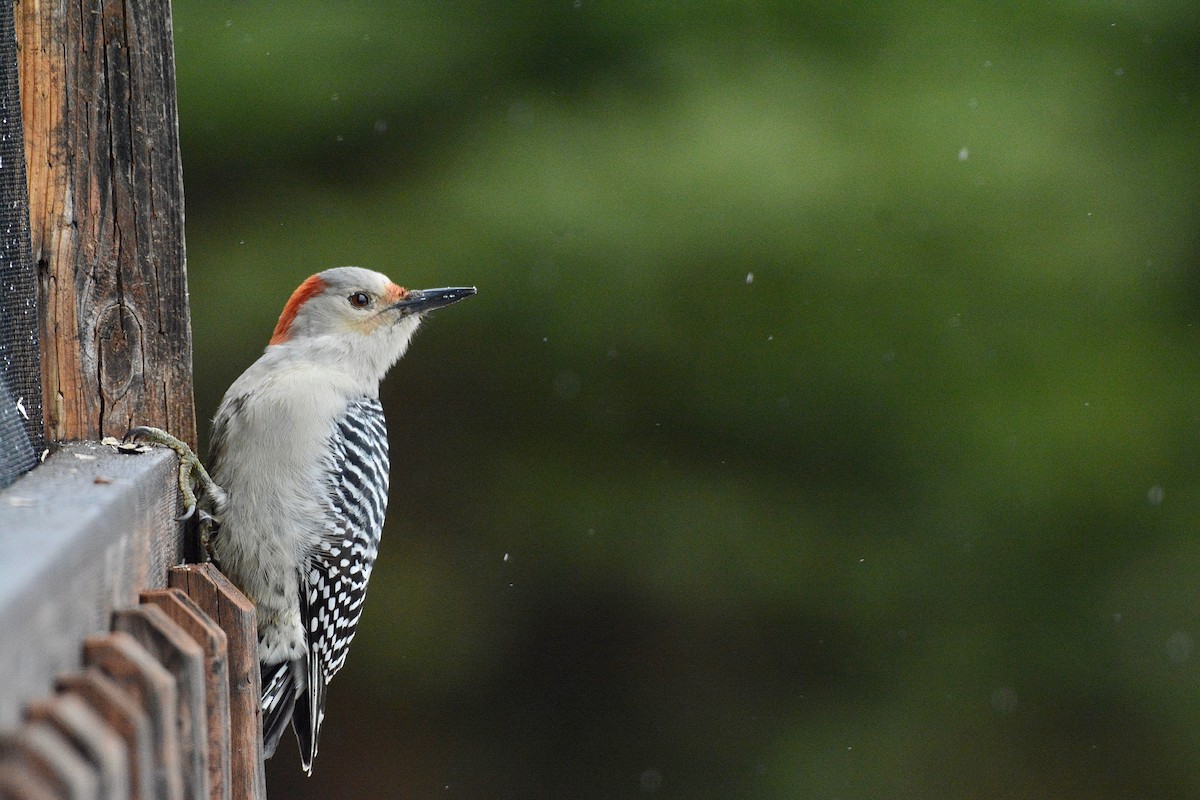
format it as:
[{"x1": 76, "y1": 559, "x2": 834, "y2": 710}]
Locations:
[
  {"x1": 197, "y1": 509, "x2": 222, "y2": 565},
  {"x1": 124, "y1": 426, "x2": 225, "y2": 531}
]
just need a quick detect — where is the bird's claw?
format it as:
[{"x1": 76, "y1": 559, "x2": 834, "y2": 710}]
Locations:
[
  {"x1": 124, "y1": 425, "x2": 160, "y2": 443},
  {"x1": 125, "y1": 425, "x2": 226, "y2": 556},
  {"x1": 198, "y1": 510, "x2": 221, "y2": 564}
]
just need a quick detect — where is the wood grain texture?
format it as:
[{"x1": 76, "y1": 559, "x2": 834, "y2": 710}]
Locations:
[
  {"x1": 0, "y1": 722, "x2": 98, "y2": 800},
  {"x1": 0, "y1": 443, "x2": 183, "y2": 729},
  {"x1": 56, "y1": 669, "x2": 154, "y2": 800},
  {"x1": 168, "y1": 565, "x2": 266, "y2": 800},
  {"x1": 24, "y1": 693, "x2": 128, "y2": 800},
  {"x1": 15, "y1": 0, "x2": 193, "y2": 445},
  {"x1": 141, "y1": 588, "x2": 232, "y2": 800},
  {"x1": 111, "y1": 606, "x2": 209, "y2": 800},
  {"x1": 83, "y1": 632, "x2": 182, "y2": 800}
]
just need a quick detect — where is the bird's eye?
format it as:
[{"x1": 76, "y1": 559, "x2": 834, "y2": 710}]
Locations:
[{"x1": 348, "y1": 292, "x2": 371, "y2": 308}]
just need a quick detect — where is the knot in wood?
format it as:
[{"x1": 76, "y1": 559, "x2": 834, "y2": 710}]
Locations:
[{"x1": 96, "y1": 302, "x2": 143, "y2": 401}]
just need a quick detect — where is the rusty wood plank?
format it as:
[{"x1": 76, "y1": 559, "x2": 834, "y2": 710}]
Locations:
[
  {"x1": 111, "y1": 606, "x2": 209, "y2": 800},
  {"x1": 15, "y1": 0, "x2": 193, "y2": 445},
  {"x1": 56, "y1": 668, "x2": 154, "y2": 800},
  {"x1": 0, "y1": 763, "x2": 57, "y2": 800},
  {"x1": 84, "y1": 632, "x2": 182, "y2": 800},
  {"x1": 168, "y1": 565, "x2": 265, "y2": 800},
  {"x1": 141, "y1": 588, "x2": 231, "y2": 800},
  {"x1": 24, "y1": 693, "x2": 128, "y2": 800},
  {"x1": 0, "y1": 722, "x2": 98, "y2": 800},
  {"x1": 0, "y1": 443, "x2": 184, "y2": 729}
]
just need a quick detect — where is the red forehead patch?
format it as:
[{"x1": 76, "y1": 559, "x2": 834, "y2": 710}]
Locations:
[
  {"x1": 270, "y1": 274, "x2": 327, "y2": 345},
  {"x1": 385, "y1": 282, "x2": 409, "y2": 303}
]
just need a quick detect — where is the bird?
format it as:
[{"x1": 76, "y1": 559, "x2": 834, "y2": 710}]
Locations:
[{"x1": 128, "y1": 266, "x2": 475, "y2": 773}]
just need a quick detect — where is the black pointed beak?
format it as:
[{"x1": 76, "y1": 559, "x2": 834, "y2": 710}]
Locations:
[{"x1": 392, "y1": 286, "x2": 477, "y2": 313}]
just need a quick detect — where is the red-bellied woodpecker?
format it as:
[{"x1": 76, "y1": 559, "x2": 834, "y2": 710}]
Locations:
[{"x1": 129, "y1": 267, "x2": 475, "y2": 774}]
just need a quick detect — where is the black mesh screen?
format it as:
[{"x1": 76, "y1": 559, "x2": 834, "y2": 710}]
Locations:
[{"x1": 0, "y1": 0, "x2": 42, "y2": 489}]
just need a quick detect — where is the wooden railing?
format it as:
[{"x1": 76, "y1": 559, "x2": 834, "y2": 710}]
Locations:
[{"x1": 0, "y1": 445, "x2": 269, "y2": 799}]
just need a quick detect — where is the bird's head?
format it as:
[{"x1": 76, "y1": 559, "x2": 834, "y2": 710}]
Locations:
[{"x1": 267, "y1": 266, "x2": 475, "y2": 378}]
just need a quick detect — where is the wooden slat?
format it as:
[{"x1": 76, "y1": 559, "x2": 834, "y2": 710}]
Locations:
[
  {"x1": 141, "y1": 588, "x2": 231, "y2": 800},
  {"x1": 168, "y1": 565, "x2": 265, "y2": 800},
  {"x1": 111, "y1": 606, "x2": 209, "y2": 800},
  {"x1": 0, "y1": 722, "x2": 98, "y2": 800},
  {"x1": 56, "y1": 669, "x2": 154, "y2": 800},
  {"x1": 0, "y1": 444, "x2": 183, "y2": 729},
  {"x1": 15, "y1": 0, "x2": 194, "y2": 445},
  {"x1": 84, "y1": 632, "x2": 182, "y2": 800},
  {"x1": 24, "y1": 694, "x2": 128, "y2": 800}
]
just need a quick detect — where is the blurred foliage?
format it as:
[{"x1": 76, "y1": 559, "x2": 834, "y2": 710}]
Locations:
[{"x1": 174, "y1": 1, "x2": 1200, "y2": 797}]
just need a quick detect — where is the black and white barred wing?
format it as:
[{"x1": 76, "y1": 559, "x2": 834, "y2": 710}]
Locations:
[{"x1": 293, "y1": 396, "x2": 390, "y2": 771}]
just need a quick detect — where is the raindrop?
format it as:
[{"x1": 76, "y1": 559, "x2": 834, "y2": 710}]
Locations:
[
  {"x1": 506, "y1": 101, "x2": 531, "y2": 127},
  {"x1": 990, "y1": 686, "x2": 1018, "y2": 714},
  {"x1": 1167, "y1": 631, "x2": 1193, "y2": 664},
  {"x1": 639, "y1": 769, "x2": 662, "y2": 793}
]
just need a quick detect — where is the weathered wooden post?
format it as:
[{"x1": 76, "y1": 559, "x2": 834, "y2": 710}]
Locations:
[{"x1": 17, "y1": 0, "x2": 195, "y2": 446}]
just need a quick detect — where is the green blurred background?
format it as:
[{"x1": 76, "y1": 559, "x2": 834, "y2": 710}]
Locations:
[{"x1": 173, "y1": 2, "x2": 1200, "y2": 798}]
